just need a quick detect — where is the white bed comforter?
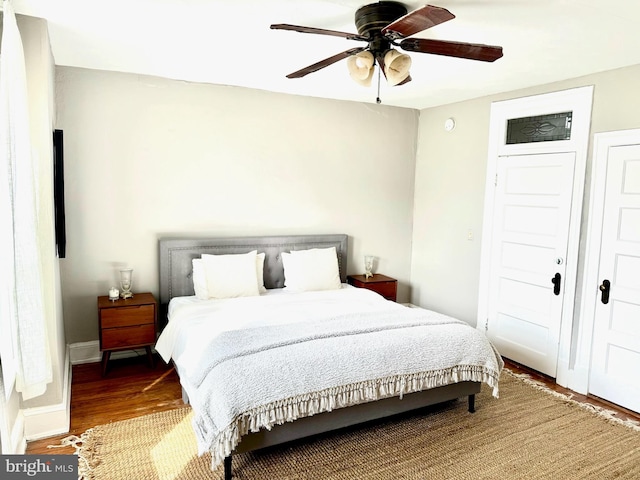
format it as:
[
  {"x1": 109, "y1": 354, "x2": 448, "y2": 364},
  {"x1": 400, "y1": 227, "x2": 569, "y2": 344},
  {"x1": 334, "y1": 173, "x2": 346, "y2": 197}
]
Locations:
[{"x1": 155, "y1": 286, "x2": 503, "y2": 469}]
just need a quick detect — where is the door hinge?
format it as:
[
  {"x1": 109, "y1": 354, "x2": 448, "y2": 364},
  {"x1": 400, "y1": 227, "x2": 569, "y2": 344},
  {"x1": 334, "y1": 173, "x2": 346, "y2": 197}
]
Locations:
[
  {"x1": 485, "y1": 318, "x2": 489, "y2": 332},
  {"x1": 494, "y1": 173, "x2": 498, "y2": 187}
]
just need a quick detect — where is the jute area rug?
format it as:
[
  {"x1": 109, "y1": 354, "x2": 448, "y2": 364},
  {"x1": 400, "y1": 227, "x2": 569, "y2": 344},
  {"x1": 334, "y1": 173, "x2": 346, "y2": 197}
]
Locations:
[{"x1": 72, "y1": 371, "x2": 640, "y2": 480}]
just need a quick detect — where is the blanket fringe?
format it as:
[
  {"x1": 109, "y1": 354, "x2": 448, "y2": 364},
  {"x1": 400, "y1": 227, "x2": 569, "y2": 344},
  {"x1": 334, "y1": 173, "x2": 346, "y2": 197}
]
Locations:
[{"x1": 205, "y1": 365, "x2": 500, "y2": 469}]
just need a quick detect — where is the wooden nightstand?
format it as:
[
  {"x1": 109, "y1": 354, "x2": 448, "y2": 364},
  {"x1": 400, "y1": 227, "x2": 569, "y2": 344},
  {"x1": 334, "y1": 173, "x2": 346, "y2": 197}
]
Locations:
[
  {"x1": 98, "y1": 292, "x2": 157, "y2": 376},
  {"x1": 347, "y1": 274, "x2": 397, "y2": 302}
]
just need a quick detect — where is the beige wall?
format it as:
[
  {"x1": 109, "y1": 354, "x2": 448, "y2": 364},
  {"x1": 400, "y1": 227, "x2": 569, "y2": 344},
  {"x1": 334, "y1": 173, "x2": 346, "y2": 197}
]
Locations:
[
  {"x1": 56, "y1": 57, "x2": 640, "y2": 344},
  {"x1": 55, "y1": 67, "x2": 419, "y2": 343},
  {"x1": 411, "y1": 64, "x2": 640, "y2": 326}
]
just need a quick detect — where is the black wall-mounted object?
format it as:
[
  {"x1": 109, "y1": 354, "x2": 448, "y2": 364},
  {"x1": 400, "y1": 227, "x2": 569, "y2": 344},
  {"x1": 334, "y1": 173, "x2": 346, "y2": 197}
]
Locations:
[{"x1": 53, "y1": 129, "x2": 66, "y2": 258}]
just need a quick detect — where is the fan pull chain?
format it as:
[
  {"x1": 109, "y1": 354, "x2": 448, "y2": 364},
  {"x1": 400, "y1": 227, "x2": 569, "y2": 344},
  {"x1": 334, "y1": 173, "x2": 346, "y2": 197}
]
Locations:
[{"x1": 376, "y1": 66, "x2": 382, "y2": 104}]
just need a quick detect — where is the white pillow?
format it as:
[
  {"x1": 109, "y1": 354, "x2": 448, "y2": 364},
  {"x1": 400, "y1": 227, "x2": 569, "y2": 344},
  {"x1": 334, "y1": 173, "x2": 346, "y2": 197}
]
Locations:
[
  {"x1": 192, "y1": 258, "x2": 209, "y2": 300},
  {"x1": 256, "y1": 252, "x2": 267, "y2": 293},
  {"x1": 282, "y1": 247, "x2": 341, "y2": 292},
  {"x1": 192, "y1": 252, "x2": 266, "y2": 299},
  {"x1": 202, "y1": 251, "x2": 260, "y2": 299}
]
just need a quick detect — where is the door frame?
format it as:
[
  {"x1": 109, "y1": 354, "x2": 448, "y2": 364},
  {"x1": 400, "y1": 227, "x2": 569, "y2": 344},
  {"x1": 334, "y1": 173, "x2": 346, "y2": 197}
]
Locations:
[
  {"x1": 477, "y1": 86, "x2": 594, "y2": 387},
  {"x1": 576, "y1": 128, "x2": 640, "y2": 394}
]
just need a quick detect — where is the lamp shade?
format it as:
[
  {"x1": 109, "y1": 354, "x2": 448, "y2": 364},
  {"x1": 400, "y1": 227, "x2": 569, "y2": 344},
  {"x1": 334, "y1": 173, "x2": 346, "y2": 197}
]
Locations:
[
  {"x1": 383, "y1": 49, "x2": 411, "y2": 86},
  {"x1": 347, "y1": 50, "x2": 375, "y2": 86}
]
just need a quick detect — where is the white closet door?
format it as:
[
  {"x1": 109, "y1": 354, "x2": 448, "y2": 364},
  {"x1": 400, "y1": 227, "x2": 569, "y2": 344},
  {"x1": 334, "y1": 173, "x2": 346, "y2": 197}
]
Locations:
[
  {"x1": 486, "y1": 152, "x2": 575, "y2": 377},
  {"x1": 589, "y1": 144, "x2": 640, "y2": 413}
]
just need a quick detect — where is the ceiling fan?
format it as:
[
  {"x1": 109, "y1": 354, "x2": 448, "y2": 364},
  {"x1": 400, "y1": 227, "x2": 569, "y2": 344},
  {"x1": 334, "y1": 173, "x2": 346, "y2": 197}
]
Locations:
[{"x1": 270, "y1": 2, "x2": 503, "y2": 89}]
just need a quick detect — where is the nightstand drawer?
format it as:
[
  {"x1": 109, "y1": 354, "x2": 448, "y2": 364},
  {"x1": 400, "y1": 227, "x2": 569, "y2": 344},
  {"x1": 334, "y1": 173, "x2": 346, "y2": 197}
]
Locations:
[
  {"x1": 101, "y1": 304, "x2": 155, "y2": 328},
  {"x1": 101, "y1": 324, "x2": 156, "y2": 350},
  {"x1": 369, "y1": 281, "x2": 397, "y2": 301}
]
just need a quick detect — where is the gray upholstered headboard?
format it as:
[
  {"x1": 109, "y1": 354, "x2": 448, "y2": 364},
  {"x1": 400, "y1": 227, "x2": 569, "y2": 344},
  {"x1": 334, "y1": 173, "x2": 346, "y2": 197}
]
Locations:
[{"x1": 158, "y1": 234, "x2": 348, "y2": 306}]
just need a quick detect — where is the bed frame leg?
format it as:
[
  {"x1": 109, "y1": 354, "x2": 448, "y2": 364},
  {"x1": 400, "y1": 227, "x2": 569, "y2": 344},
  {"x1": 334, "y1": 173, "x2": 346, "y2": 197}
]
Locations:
[
  {"x1": 468, "y1": 394, "x2": 476, "y2": 413},
  {"x1": 224, "y1": 455, "x2": 232, "y2": 480}
]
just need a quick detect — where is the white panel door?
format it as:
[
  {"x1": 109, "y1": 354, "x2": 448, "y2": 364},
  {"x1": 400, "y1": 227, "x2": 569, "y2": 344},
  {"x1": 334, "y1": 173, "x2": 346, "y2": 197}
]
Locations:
[
  {"x1": 589, "y1": 144, "x2": 640, "y2": 412},
  {"x1": 486, "y1": 153, "x2": 576, "y2": 377}
]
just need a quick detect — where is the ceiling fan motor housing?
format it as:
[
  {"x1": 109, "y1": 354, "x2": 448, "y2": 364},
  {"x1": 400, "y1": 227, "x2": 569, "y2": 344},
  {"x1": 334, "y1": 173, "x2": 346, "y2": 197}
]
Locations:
[{"x1": 354, "y1": 2, "x2": 407, "y2": 39}]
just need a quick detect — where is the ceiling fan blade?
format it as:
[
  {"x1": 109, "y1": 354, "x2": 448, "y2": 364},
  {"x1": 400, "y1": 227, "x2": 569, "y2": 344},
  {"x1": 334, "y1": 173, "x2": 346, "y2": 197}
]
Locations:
[
  {"x1": 396, "y1": 74, "x2": 412, "y2": 86},
  {"x1": 400, "y1": 38, "x2": 504, "y2": 62},
  {"x1": 286, "y1": 47, "x2": 367, "y2": 79},
  {"x1": 381, "y1": 5, "x2": 455, "y2": 40},
  {"x1": 270, "y1": 24, "x2": 366, "y2": 41},
  {"x1": 375, "y1": 55, "x2": 412, "y2": 86}
]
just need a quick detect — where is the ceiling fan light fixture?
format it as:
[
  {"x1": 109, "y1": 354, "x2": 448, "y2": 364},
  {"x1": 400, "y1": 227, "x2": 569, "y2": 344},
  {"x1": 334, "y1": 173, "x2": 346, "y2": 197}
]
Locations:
[
  {"x1": 383, "y1": 49, "x2": 412, "y2": 86},
  {"x1": 347, "y1": 50, "x2": 375, "y2": 86}
]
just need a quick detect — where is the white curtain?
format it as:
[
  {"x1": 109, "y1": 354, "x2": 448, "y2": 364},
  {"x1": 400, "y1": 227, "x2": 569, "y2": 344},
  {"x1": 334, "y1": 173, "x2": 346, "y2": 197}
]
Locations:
[{"x1": 0, "y1": 0, "x2": 52, "y2": 401}]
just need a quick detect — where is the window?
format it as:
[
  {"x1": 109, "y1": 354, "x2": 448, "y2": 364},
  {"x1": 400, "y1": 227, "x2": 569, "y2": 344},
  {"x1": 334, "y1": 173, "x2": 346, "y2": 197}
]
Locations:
[{"x1": 506, "y1": 111, "x2": 572, "y2": 144}]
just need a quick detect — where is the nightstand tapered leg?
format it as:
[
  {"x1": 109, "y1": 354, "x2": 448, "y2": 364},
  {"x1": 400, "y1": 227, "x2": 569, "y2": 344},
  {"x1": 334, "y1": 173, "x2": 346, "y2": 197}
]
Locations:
[
  {"x1": 145, "y1": 346, "x2": 155, "y2": 369},
  {"x1": 101, "y1": 351, "x2": 111, "y2": 377}
]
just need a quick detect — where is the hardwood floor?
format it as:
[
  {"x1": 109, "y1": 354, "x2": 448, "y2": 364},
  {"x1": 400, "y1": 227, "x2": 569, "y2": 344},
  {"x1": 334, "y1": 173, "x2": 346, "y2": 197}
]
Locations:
[
  {"x1": 26, "y1": 356, "x2": 640, "y2": 454},
  {"x1": 26, "y1": 354, "x2": 184, "y2": 454}
]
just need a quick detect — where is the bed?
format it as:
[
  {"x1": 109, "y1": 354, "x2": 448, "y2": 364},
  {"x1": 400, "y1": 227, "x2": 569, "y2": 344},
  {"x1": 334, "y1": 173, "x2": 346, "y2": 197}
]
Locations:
[{"x1": 156, "y1": 234, "x2": 503, "y2": 479}]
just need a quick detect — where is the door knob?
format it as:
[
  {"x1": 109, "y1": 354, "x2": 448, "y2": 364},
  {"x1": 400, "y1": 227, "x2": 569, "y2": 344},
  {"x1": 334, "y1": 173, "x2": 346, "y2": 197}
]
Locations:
[
  {"x1": 551, "y1": 273, "x2": 561, "y2": 296},
  {"x1": 599, "y1": 279, "x2": 610, "y2": 304}
]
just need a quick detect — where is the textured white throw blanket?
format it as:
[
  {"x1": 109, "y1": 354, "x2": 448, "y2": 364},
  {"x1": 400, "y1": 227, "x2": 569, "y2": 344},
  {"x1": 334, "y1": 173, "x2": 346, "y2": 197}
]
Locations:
[{"x1": 156, "y1": 287, "x2": 503, "y2": 469}]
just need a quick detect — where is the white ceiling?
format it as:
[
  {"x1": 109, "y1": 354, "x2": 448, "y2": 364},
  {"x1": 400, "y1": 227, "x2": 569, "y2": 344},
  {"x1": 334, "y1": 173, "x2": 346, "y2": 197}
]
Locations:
[{"x1": 8, "y1": 0, "x2": 640, "y2": 109}]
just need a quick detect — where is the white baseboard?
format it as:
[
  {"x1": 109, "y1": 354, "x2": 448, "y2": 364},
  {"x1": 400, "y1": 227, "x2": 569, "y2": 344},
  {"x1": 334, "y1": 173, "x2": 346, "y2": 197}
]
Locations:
[
  {"x1": 23, "y1": 347, "x2": 72, "y2": 441},
  {"x1": 69, "y1": 340, "x2": 150, "y2": 365},
  {"x1": 402, "y1": 303, "x2": 421, "y2": 308},
  {"x1": 69, "y1": 340, "x2": 101, "y2": 365}
]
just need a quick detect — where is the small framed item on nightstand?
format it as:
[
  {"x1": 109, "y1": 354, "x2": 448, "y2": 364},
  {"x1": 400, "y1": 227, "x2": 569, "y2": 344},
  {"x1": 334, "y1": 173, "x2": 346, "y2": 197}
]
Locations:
[
  {"x1": 347, "y1": 274, "x2": 397, "y2": 302},
  {"x1": 97, "y1": 292, "x2": 157, "y2": 376}
]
